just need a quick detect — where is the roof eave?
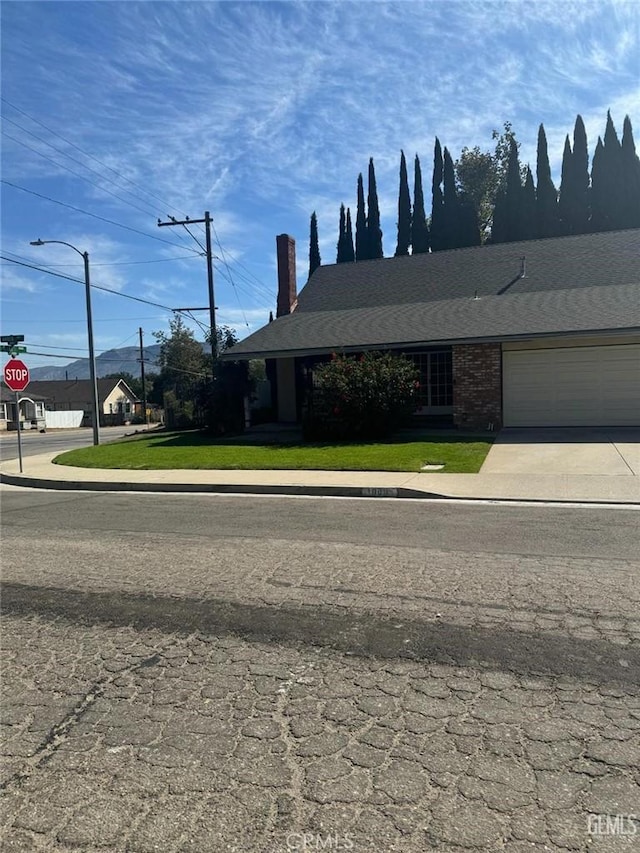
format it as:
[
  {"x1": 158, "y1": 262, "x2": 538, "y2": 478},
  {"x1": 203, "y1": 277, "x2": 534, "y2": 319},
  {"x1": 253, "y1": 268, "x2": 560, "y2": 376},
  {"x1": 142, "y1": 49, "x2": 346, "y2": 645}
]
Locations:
[{"x1": 221, "y1": 326, "x2": 640, "y2": 361}]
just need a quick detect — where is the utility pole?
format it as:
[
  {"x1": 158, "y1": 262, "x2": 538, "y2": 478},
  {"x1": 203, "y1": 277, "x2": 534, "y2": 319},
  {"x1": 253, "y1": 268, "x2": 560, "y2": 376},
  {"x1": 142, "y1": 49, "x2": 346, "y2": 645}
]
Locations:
[
  {"x1": 138, "y1": 327, "x2": 148, "y2": 426},
  {"x1": 157, "y1": 213, "x2": 217, "y2": 368}
]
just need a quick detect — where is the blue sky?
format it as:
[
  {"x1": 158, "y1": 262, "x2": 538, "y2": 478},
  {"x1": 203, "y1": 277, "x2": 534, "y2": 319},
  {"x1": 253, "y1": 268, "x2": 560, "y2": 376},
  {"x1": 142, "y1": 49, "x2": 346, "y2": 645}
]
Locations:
[{"x1": 1, "y1": 0, "x2": 638, "y2": 369}]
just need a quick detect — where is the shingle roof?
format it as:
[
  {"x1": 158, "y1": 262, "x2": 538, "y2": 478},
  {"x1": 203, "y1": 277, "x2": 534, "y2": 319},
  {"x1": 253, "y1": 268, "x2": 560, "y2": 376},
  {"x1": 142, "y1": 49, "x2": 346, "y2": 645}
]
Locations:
[
  {"x1": 224, "y1": 229, "x2": 640, "y2": 359},
  {"x1": 6, "y1": 379, "x2": 139, "y2": 405}
]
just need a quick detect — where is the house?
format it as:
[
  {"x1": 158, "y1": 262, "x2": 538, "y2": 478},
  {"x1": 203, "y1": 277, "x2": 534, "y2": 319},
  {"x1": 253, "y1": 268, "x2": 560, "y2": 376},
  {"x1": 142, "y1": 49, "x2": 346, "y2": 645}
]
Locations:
[
  {"x1": 223, "y1": 229, "x2": 640, "y2": 429},
  {"x1": 0, "y1": 387, "x2": 47, "y2": 431},
  {"x1": 20, "y1": 378, "x2": 141, "y2": 428}
]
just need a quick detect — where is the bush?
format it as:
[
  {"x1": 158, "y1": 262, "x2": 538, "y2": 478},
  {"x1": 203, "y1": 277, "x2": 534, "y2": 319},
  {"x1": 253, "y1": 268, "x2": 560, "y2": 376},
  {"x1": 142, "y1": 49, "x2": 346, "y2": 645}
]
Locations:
[{"x1": 304, "y1": 352, "x2": 419, "y2": 441}]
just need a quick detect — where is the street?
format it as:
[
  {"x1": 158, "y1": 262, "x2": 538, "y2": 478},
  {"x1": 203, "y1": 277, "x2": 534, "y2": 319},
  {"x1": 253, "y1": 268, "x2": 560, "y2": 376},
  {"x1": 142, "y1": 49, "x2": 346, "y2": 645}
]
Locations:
[
  {"x1": 0, "y1": 426, "x2": 145, "y2": 461},
  {"x1": 1, "y1": 491, "x2": 639, "y2": 852}
]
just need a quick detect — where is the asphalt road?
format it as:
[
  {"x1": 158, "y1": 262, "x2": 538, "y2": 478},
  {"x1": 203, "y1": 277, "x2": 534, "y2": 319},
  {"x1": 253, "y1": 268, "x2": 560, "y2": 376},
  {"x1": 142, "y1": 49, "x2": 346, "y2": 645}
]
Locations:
[
  {"x1": 2, "y1": 492, "x2": 639, "y2": 852},
  {"x1": 0, "y1": 426, "x2": 144, "y2": 460}
]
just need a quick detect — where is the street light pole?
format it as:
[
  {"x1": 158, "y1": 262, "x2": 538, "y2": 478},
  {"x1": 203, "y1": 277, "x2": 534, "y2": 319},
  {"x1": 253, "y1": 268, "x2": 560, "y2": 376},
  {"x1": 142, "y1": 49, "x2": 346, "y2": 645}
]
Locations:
[{"x1": 30, "y1": 239, "x2": 101, "y2": 445}]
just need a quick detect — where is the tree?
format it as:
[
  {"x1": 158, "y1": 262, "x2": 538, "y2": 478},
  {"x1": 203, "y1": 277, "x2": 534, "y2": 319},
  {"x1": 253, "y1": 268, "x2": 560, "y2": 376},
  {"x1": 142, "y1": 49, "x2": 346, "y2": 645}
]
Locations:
[
  {"x1": 457, "y1": 121, "x2": 525, "y2": 243},
  {"x1": 411, "y1": 154, "x2": 430, "y2": 253},
  {"x1": 308, "y1": 211, "x2": 321, "y2": 278},
  {"x1": 521, "y1": 166, "x2": 537, "y2": 241},
  {"x1": 559, "y1": 116, "x2": 590, "y2": 235},
  {"x1": 503, "y1": 137, "x2": 524, "y2": 242},
  {"x1": 536, "y1": 124, "x2": 559, "y2": 238},
  {"x1": 344, "y1": 207, "x2": 355, "y2": 262},
  {"x1": 367, "y1": 158, "x2": 383, "y2": 259},
  {"x1": 571, "y1": 115, "x2": 590, "y2": 234},
  {"x1": 621, "y1": 115, "x2": 640, "y2": 228},
  {"x1": 430, "y1": 137, "x2": 445, "y2": 251},
  {"x1": 395, "y1": 150, "x2": 411, "y2": 256},
  {"x1": 355, "y1": 173, "x2": 367, "y2": 261},
  {"x1": 558, "y1": 135, "x2": 574, "y2": 235},
  {"x1": 590, "y1": 136, "x2": 608, "y2": 233},
  {"x1": 591, "y1": 112, "x2": 625, "y2": 232},
  {"x1": 153, "y1": 315, "x2": 210, "y2": 428},
  {"x1": 442, "y1": 146, "x2": 460, "y2": 249},
  {"x1": 336, "y1": 204, "x2": 348, "y2": 263},
  {"x1": 456, "y1": 146, "x2": 498, "y2": 242}
]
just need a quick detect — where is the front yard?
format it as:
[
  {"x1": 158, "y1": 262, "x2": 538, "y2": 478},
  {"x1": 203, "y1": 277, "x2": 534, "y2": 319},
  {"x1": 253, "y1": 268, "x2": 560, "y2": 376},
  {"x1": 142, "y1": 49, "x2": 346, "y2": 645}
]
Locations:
[{"x1": 54, "y1": 430, "x2": 493, "y2": 473}]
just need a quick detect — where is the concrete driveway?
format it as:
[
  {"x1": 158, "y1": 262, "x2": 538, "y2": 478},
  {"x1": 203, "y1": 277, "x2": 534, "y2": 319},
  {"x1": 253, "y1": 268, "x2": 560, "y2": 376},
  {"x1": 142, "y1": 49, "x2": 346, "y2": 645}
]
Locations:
[{"x1": 481, "y1": 427, "x2": 640, "y2": 475}]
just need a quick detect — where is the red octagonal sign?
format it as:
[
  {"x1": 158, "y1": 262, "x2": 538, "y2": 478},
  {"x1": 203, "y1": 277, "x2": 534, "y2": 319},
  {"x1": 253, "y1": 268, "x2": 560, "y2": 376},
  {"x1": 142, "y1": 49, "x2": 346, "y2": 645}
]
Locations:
[{"x1": 4, "y1": 358, "x2": 30, "y2": 392}]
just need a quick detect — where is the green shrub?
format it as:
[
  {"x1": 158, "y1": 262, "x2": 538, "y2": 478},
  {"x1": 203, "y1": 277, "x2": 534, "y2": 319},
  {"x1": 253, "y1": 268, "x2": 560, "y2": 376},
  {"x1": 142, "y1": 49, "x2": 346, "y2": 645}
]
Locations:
[{"x1": 304, "y1": 351, "x2": 419, "y2": 441}]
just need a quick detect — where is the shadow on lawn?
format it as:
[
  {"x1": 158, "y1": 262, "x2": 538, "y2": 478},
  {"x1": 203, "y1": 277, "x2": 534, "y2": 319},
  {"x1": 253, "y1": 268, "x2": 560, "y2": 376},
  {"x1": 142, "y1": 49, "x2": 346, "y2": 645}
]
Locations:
[{"x1": 144, "y1": 427, "x2": 494, "y2": 451}]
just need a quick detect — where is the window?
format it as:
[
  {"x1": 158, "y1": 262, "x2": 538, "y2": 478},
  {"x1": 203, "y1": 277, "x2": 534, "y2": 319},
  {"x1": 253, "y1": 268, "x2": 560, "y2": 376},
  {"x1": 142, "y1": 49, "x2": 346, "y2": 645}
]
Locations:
[
  {"x1": 125, "y1": 401, "x2": 131, "y2": 414},
  {"x1": 405, "y1": 351, "x2": 453, "y2": 410},
  {"x1": 35, "y1": 402, "x2": 45, "y2": 418},
  {"x1": 0, "y1": 403, "x2": 6, "y2": 421}
]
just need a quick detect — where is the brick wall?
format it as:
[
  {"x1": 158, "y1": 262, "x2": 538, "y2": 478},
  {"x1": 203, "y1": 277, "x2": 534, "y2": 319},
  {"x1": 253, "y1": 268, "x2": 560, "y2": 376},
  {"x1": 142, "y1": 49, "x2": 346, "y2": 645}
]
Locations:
[{"x1": 453, "y1": 343, "x2": 502, "y2": 430}]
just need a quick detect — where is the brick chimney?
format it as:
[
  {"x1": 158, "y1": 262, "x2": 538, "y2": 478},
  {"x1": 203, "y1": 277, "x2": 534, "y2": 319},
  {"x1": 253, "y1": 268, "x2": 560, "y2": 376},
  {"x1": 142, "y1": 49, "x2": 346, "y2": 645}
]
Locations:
[{"x1": 276, "y1": 234, "x2": 297, "y2": 318}]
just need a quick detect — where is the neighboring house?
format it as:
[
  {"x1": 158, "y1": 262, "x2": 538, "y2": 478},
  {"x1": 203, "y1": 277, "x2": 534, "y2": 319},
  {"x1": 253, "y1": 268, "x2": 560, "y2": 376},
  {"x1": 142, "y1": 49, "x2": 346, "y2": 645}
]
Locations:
[
  {"x1": 23, "y1": 378, "x2": 141, "y2": 427},
  {"x1": 0, "y1": 387, "x2": 47, "y2": 431},
  {"x1": 222, "y1": 229, "x2": 640, "y2": 429}
]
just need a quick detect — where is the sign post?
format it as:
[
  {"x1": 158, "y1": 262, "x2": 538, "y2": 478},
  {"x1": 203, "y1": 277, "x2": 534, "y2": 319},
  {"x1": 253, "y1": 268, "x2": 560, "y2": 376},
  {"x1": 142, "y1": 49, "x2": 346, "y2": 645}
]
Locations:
[{"x1": 3, "y1": 356, "x2": 30, "y2": 474}]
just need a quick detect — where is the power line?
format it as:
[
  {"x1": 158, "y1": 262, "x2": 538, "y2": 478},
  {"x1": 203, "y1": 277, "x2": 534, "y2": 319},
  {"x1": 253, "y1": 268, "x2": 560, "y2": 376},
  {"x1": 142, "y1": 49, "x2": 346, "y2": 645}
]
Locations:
[
  {"x1": 0, "y1": 96, "x2": 191, "y2": 217},
  {"x1": 1, "y1": 180, "x2": 202, "y2": 254},
  {"x1": 0, "y1": 253, "x2": 202, "y2": 268},
  {"x1": 2, "y1": 128, "x2": 161, "y2": 219},
  {"x1": 1, "y1": 254, "x2": 176, "y2": 311},
  {"x1": 25, "y1": 350, "x2": 207, "y2": 378}
]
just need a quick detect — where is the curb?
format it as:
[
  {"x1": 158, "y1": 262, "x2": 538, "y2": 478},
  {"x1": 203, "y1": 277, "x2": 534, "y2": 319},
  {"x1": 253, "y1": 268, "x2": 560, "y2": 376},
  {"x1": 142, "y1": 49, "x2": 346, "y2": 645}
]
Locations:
[
  {"x1": 2, "y1": 471, "x2": 638, "y2": 506},
  {"x1": 0, "y1": 472, "x2": 447, "y2": 500}
]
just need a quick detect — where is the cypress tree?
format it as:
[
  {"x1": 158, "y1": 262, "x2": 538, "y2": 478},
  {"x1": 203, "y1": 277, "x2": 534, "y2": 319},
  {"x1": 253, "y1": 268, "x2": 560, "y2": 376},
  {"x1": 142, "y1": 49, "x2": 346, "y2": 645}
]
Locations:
[
  {"x1": 504, "y1": 138, "x2": 523, "y2": 241},
  {"x1": 521, "y1": 166, "x2": 537, "y2": 241},
  {"x1": 458, "y1": 196, "x2": 482, "y2": 248},
  {"x1": 336, "y1": 204, "x2": 348, "y2": 263},
  {"x1": 558, "y1": 135, "x2": 574, "y2": 235},
  {"x1": 395, "y1": 150, "x2": 411, "y2": 256},
  {"x1": 571, "y1": 115, "x2": 590, "y2": 234},
  {"x1": 603, "y1": 111, "x2": 624, "y2": 230},
  {"x1": 442, "y1": 146, "x2": 460, "y2": 249},
  {"x1": 308, "y1": 212, "x2": 321, "y2": 278},
  {"x1": 490, "y1": 188, "x2": 507, "y2": 244},
  {"x1": 536, "y1": 124, "x2": 558, "y2": 238},
  {"x1": 355, "y1": 173, "x2": 367, "y2": 261},
  {"x1": 345, "y1": 207, "x2": 355, "y2": 262},
  {"x1": 621, "y1": 115, "x2": 640, "y2": 228},
  {"x1": 431, "y1": 138, "x2": 445, "y2": 251},
  {"x1": 412, "y1": 154, "x2": 430, "y2": 253},
  {"x1": 367, "y1": 158, "x2": 383, "y2": 259},
  {"x1": 590, "y1": 137, "x2": 607, "y2": 232},
  {"x1": 592, "y1": 112, "x2": 625, "y2": 232}
]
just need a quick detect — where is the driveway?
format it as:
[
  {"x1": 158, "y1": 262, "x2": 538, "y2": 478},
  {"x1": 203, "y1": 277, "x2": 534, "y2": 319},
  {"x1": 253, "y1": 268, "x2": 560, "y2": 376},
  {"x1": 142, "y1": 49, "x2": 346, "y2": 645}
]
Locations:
[{"x1": 481, "y1": 427, "x2": 640, "y2": 475}]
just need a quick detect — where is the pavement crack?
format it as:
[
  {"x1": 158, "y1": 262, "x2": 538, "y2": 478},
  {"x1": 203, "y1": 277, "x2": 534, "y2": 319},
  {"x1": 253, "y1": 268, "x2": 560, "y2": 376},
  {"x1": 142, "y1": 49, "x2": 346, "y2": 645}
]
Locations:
[{"x1": 0, "y1": 647, "x2": 165, "y2": 794}]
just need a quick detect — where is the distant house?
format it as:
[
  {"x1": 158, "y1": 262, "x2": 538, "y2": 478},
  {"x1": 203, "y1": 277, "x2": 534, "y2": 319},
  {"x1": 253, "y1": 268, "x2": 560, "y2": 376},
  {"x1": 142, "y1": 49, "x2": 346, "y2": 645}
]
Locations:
[
  {"x1": 0, "y1": 387, "x2": 47, "y2": 431},
  {"x1": 223, "y1": 229, "x2": 640, "y2": 429},
  {"x1": 22, "y1": 378, "x2": 141, "y2": 428}
]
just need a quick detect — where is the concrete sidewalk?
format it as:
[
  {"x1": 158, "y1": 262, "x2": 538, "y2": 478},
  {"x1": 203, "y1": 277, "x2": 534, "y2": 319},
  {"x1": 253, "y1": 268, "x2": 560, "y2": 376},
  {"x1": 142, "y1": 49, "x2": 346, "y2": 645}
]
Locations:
[{"x1": 1, "y1": 450, "x2": 639, "y2": 504}]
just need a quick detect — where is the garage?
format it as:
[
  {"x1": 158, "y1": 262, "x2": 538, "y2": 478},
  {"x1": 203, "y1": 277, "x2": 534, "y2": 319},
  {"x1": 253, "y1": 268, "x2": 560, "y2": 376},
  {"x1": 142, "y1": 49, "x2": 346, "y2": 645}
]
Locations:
[{"x1": 503, "y1": 343, "x2": 640, "y2": 427}]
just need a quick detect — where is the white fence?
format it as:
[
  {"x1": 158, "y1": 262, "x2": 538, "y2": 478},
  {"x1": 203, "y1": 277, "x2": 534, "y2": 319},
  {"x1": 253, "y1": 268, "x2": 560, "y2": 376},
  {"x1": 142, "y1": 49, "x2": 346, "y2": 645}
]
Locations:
[{"x1": 45, "y1": 410, "x2": 84, "y2": 429}]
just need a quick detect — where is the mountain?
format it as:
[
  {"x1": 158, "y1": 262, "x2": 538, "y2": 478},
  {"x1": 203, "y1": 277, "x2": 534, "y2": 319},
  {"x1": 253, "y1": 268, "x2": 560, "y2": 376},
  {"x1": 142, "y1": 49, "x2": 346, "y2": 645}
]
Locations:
[{"x1": 30, "y1": 345, "x2": 164, "y2": 381}]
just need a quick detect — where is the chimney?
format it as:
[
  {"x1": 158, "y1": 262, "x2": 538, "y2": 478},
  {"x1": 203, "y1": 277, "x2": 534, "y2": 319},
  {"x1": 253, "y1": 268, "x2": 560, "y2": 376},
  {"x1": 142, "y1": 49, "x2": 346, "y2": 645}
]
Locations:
[{"x1": 276, "y1": 234, "x2": 297, "y2": 318}]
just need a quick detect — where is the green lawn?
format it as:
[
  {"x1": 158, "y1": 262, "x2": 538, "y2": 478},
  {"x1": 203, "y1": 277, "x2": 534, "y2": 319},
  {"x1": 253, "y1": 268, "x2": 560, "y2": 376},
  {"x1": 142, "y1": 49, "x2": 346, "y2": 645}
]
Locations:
[{"x1": 54, "y1": 430, "x2": 493, "y2": 473}]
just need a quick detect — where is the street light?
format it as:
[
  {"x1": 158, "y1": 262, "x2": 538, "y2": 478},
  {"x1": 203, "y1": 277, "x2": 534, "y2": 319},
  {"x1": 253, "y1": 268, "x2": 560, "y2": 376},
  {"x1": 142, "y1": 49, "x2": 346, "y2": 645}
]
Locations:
[{"x1": 30, "y1": 239, "x2": 100, "y2": 446}]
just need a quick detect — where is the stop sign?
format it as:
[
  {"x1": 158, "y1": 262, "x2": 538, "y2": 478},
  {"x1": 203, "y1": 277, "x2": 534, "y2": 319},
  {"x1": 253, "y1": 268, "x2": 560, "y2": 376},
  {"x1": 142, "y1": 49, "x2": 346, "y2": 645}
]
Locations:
[{"x1": 3, "y1": 359, "x2": 30, "y2": 392}]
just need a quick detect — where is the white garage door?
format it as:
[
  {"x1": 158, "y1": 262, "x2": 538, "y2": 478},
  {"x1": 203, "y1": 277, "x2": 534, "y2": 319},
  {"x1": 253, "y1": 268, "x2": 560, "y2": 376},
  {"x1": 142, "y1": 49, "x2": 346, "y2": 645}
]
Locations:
[{"x1": 503, "y1": 344, "x2": 640, "y2": 427}]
